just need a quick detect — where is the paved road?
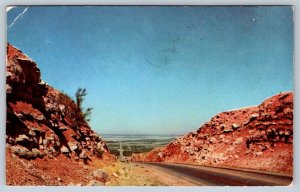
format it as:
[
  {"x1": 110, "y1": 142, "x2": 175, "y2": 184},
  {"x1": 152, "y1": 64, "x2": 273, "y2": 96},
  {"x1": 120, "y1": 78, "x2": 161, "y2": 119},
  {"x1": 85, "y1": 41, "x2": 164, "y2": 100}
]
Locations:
[{"x1": 141, "y1": 162, "x2": 292, "y2": 186}]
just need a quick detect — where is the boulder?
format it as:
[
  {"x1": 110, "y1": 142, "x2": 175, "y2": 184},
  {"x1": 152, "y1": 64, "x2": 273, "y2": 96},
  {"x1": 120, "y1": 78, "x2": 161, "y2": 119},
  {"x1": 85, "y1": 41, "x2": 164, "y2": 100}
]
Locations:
[
  {"x1": 255, "y1": 152, "x2": 263, "y2": 156},
  {"x1": 16, "y1": 134, "x2": 31, "y2": 143},
  {"x1": 223, "y1": 128, "x2": 233, "y2": 133},
  {"x1": 79, "y1": 150, "x2": 87, "y2": 159},
  {"x1": 8, "y1": 137, "x2": 16, "y2": 145},
  {"x1": 232, "y1": 123, "x2": 240, "y2": 129},
  {"x1": 92, "y1": 169, "x2": 110, "y2": 181},
  {"x1": 220, "y1": 124, "x2": 226, "y2": 130},
  {"x1": 11, "y1": 146, "x2": 44, "y2": 159},
  {"x1": 233, "y1": 137, "x2": 243, "y2": 145},
  {"x1": 11, "y1": 146, "x2": 30, "y2": 157},
  {"x1": 58, "y1": 104, "x2": 65, "y2": 113},
  {"x1": 31, "y1": 148, "x2": 41, "y2": 158},
  {"x1": 33, "y1": 114, "x2": 44, "y2": 121},
  {"x1": 278, "y1": 129, "x2": 285, "y2": 135},
  {"x1": 59, "y1": 126, "x2": 68, "y2": 131},
  {"x1": 68, "y1": 142, "x2": 78, "y2": 152},
  {"x1": 250, "y1": 113, "x2": 259, "y2": 120},
  {"x1": 55, "y1": 141, "x2": 60, "y2": 147},
  {"x1": 209, "y1": 137, "x2": 216, "y2": 144},
  {"x1": 42, "y1": 139, "x2": 48, "y2": 146},
  {"x1": 28, "y1": 130, "x2": 36, "y2": 136},
  {"x1": 6, "y1": 84, "x2": 13, "y2": 94},
  {"x1": 60, "y1": 146, "x2": 69, "y2": 153}
]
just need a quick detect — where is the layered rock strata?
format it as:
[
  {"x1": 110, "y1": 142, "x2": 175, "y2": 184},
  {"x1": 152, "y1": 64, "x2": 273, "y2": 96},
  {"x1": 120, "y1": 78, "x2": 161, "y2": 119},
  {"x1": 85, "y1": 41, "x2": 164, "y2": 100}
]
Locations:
[{"x1": 6, "y1": 43, "x2": 110, "y2": 163}]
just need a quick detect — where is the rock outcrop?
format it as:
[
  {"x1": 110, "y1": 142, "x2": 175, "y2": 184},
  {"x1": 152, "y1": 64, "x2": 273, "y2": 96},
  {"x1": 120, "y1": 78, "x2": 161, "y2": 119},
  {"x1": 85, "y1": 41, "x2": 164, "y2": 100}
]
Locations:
[
  {"x1": 132, "y1": 92, "x2": 293, "y2": 174},
  {"x1": 6, "y1": 44, "x2": 113, "y2": 185}
]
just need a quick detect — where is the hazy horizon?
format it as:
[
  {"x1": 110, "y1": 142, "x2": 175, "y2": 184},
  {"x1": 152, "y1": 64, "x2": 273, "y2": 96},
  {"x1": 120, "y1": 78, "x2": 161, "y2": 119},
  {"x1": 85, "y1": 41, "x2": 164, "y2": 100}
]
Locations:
[{"x1": 7, "y1": 6, "x2": 293, "y2": 135}]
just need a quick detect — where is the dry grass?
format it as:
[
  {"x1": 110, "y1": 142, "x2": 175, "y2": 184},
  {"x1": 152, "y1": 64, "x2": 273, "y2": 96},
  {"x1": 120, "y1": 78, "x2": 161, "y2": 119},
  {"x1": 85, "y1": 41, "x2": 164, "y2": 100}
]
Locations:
[{"x1": 98, "y1": 161, "x2": 195, "y2": 186}]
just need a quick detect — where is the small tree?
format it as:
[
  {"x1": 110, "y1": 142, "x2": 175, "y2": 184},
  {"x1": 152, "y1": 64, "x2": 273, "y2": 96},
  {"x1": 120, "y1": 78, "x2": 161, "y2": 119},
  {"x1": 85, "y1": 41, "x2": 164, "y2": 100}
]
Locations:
[{"x1": 75, "y1": 88, "x2": 93, "y2": 123}]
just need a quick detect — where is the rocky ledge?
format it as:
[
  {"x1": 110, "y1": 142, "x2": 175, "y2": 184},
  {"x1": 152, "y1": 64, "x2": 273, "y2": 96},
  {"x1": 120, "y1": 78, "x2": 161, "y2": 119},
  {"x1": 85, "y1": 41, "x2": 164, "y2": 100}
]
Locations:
[
  {"x1": 132, "y1": 92, "x2": 293, "y2": 174},
  {"x1": 6, "y1": 44, "x2": 114, "y2": 185}
]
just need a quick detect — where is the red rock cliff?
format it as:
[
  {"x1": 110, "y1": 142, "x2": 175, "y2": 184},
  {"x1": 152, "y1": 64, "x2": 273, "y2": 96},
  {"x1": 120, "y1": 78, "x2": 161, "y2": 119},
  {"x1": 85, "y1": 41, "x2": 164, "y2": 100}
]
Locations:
[
  {"x1": 132, "y1": 92, "x2": 293, "y2": 174},
  {"x1": 6, "y1": 44, "x2": 113, "y2": 185}
]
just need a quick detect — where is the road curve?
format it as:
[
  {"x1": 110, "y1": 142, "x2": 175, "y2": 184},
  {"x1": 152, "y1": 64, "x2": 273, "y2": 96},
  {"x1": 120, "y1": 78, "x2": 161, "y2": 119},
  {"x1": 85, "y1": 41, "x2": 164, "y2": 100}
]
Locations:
[{"x1": 140, "y1": 162, "x2": 292, "y2": 186}]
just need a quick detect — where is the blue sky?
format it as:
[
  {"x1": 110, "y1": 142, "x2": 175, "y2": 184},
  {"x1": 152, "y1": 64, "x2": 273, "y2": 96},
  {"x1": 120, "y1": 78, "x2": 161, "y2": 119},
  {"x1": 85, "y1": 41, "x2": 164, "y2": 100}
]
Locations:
[{"x1": 7, "y1": 6, "x2": 293, "y2": 135}]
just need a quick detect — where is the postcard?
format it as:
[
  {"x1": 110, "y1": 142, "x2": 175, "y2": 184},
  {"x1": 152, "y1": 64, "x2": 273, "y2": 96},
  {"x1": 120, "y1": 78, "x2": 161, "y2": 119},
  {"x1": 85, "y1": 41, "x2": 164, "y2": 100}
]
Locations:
[{"x1": 6, "y1": 5, "x2": 293, "y2": 186}]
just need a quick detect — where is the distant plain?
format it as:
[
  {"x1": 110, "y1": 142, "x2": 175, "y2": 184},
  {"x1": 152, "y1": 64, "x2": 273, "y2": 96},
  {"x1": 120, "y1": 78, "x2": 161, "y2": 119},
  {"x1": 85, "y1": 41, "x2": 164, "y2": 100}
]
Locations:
[{"x1": 102, "y1": 134, "x2": 178, "y2": 157}]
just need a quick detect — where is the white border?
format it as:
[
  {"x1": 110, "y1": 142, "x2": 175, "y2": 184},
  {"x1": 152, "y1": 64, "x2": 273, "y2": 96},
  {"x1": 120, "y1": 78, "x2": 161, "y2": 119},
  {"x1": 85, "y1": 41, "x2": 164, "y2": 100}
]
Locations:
[{"x1": 1, "y1": 1, "x2": 299, "y2": 192}]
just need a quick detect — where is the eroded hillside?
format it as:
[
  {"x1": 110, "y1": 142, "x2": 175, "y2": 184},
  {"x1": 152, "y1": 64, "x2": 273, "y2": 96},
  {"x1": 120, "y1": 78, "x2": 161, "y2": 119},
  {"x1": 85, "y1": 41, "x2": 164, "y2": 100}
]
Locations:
[
  {"x1": 6, "y1": 44, "x2": 114, "y2": 185},
  {"x1": 132, "y1": 92, "x2": 293, "y2": 174}
]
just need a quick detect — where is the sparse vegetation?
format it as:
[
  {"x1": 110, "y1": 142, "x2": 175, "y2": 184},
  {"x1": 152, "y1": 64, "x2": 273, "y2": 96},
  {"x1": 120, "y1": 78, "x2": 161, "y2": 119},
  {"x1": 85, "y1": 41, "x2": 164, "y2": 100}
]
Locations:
[
  {"x1": 75, "y1": 88, "x2": 93, "y2": 123},
  {"x1": 57, "y1": 88, "x2": 93, "y2": 129}
]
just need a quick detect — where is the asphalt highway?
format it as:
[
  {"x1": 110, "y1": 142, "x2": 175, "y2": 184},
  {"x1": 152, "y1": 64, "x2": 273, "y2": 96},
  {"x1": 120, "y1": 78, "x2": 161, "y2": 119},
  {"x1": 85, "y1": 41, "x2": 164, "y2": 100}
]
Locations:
[{"x1": 141, "y1": 162, "x2": 292, "y2": 186}]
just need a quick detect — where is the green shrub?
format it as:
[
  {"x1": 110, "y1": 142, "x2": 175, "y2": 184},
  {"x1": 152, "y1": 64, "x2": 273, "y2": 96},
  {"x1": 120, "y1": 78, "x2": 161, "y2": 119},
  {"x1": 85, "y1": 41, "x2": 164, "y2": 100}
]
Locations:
[{"x1": 75, "y1": 88, "x2": 93, "y2": 123}]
